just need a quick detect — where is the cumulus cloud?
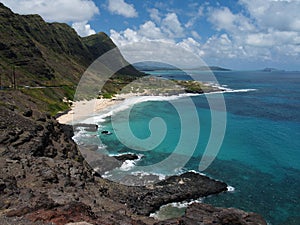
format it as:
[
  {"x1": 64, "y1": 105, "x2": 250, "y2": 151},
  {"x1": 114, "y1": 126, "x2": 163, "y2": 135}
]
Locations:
[
  {"x1": 72, "y1": 21, "x2": 96, "y2": 37},
  {"x1": 240, "y1": 0, "x2": 300, "y2": 32},
  {"x1": 185, "y1": 6, "x2": 204, "y2": 28},
  {"x1": 148, "y1": 8, "x2": 161, "y2": 24},
  {"x1": 110, "y1": 20, "x2": 205, "y2": 68},
  {"x1": 208, "y1": 7, "x2": 255, "y2": 33},
  {"x1": 107, "y1": 0, "x2": 138, "y2": 18},
  {"x1": 1, "y1": 0, "x2": 99, "y2": 22},
  {"x1": 203, "y1": 1, "x2": 300, "y2": 67},
  {"x1": 161, "y1": 13, "x2": 185, "y2": 38},
  {"x1": 109, "y1": 9, "x2": 202, "y2": 68},
  {"x1": 191, "y1": 31, "x2": 201, "y2": 40},
  {"x1": 1, "y1": 0, "x2": 99, "y2": 37},
  {"x1": 139, "y1": 21, "x2": 166, "y2": 39}
]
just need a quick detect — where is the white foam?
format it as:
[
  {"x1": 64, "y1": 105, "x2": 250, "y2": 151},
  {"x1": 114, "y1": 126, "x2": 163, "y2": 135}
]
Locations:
[
  {"x1": 81, "y1": 93, "x2": 200, "y2": 124},
  {"x1": 102, "y1": 171, "x2": 112, "y2": 178},
  {"x1": 119, "y1": 154, "x2": 143, "y2": 171},
  {"x1": 184, "y1": 169, "x2": 206, "y2": 176},
  {"x1": 81, "y1": 86, "x2": 257, "y2": 125},
  {"x1": 227, "y1": 185, "x2": 235, "y2": 192},
  {"x1": 225, "y1": 88, "x2": 257, "y2": 93},
  {"x1": 131, "y1": 171, "x2": 166, "y2": 181},
  {"x1": 150, "y1": 197, "x2": 204, "y2": 219}
]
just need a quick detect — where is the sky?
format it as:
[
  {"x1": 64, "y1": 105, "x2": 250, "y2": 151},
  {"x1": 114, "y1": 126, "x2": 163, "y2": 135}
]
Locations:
[{"x1": 1, "y1": 0, "x2": 300, "y2": 70}]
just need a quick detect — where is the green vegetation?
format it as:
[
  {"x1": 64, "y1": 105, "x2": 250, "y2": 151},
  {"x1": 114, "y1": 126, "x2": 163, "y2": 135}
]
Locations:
[
  {"x1": 21, "y1": 87, "x2": 73, "y2": 115},
  {"x1": 174, "y1": 80, "x2": 219, "y2": 93},
  {"x1": 101, "y1": 93, "x2": 114, "y2": 99}
]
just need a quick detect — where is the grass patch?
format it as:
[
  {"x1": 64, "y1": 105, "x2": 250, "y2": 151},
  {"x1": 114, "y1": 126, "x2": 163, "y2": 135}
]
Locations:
[{"x1": 21, "y1": 86, "x2": 75, "y2": 115}]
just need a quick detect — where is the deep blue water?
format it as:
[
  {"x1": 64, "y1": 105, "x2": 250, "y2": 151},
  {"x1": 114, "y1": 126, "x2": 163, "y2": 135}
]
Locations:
[{"x1": 77, "y1": 70, "x2": 300, "y2": 225}]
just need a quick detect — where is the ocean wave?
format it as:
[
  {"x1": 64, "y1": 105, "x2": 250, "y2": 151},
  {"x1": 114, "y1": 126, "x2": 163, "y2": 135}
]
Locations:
[
  {"x1": 150, "y1": 197, "x2": 204, "y2": 219},
  {"x1": 227, "y1": 185, "x2": 235, "y2": 192},
  {"x1": 223, "y1": 88, "x2": 257, "y2": 93},
  {"x1": 119, "y1": 154, "x2": 143, "y2": 171},
  {"x1": 81, "y1": 93, "x2": 201, "y2": 124},
  {"x1": 131, "y1": 171, "x2": 166, "y2": 181}
]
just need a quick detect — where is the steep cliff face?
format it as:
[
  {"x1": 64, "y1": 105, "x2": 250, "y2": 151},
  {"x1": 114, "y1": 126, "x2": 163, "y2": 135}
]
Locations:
[{"x1": 0, "y1": 3, "x2": 142, "y2": 87}]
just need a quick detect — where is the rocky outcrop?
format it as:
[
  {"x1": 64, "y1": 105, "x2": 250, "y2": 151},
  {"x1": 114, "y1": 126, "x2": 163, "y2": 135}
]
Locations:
[{"x1": 155, "y1": 203, "x2": 267, "y2": 225}]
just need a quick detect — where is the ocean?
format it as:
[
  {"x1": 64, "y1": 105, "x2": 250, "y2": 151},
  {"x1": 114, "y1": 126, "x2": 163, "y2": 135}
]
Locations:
[{"x1": 74, "y1": 70, "x2": 300, "y2": 225}]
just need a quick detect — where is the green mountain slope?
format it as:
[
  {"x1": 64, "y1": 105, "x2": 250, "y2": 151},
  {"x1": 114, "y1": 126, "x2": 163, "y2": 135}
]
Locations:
[
  {"x1": 0, "y1": 3, "x2": 142, "y2": 86},
  {"x1": 0, "y1": 3, "x2": 143, "y2": 114}
]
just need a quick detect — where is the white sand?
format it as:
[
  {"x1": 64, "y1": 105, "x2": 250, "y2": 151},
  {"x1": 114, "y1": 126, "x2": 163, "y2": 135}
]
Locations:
[{"x1": 56, "y1": 93, "x2": 141, "y2": 124}]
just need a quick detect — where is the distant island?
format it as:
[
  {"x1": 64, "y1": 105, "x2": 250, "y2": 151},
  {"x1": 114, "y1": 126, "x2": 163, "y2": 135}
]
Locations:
[
  {"x1": 133, "y1": 62, "x2": 231, "y2": 72},
  {"x1": 190, "y1": 66, "x2": 231, "y2": 71},
  {"x1": 261, "y1": 68, "x2": 285, "y2": 72}
]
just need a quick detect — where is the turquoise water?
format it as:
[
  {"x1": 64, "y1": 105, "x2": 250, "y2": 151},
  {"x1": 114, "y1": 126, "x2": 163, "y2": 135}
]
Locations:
[{"x1": 78, "y1": 70, "x2": 300, "y2": 225}]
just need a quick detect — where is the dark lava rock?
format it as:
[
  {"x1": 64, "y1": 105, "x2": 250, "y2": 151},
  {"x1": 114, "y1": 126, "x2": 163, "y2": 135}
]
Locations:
[
  {"x1": 102, "y1": 172, "x2": 228, "y2": 216},
  {"x1": 156, "y1": 203, "x2": 267, "y2": 225},
  {"x1": 114, "y1": 153, "x2": 139, "y2": 162},
  {"x1": 23, "y1": 109, "x2": 33, "y2": 117}
]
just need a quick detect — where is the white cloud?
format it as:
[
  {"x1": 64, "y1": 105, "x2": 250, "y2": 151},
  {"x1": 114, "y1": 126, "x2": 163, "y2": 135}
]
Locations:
[
  {"x1": 239, "y1": 0, "x2": 300, "y2": 32},
  {"x1": 110, "y1": 19, "x2": 205, "y2": 68},
  {"x1": 191, "y1": 31, "x2": 201, "y2": 40},
  {"x1": 1, "y1": 0, "x2": 99, "y2": 22},
  {"x1": 139, "y1": 21, "x2": 165, "y2": 39},
  {"x1": 178, "y1": 38, "x2": 205, "y2": 57},
  {"x1": 161, "y1": 13, "x2": 185, "y2": 38},
  {"x1": 107, "y1": 0, "x2": 138, "y2": 18},
  {"x1": 148, "y1": 8, "x2": 161, "y2": 24},
  {"x1": 72, "y1": 21, "x2": 96, "y2": 37},
  {"x1": 208, "y1": 7, "x2": 236, "y2": 31},
  {"x1": 1, "y1": 0, "x2": 99, "y2": 37},
  {"x1": 185, "y1": 6, "x2": 204, "y2": 28},
  {"x1": 208, "y1": 7, "x2": 255, "y2": 33},
  {"x1": 204, "y1": 2, "x2": 300, "y2": 68}
]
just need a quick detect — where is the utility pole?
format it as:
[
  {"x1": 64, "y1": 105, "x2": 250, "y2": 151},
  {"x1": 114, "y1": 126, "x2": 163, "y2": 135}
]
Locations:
[
  {"x1": 11, "y1": 65, "x2": 16, "y2": 89},
  {"x1": 9, "y1": 59, "x2": 29, "y2": 89},
  {"x1": 13, "y1": 66, "x2": 16, "y2": 89}
]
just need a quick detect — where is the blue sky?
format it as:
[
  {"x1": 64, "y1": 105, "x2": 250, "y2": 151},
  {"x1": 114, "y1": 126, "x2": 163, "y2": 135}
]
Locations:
[{"x1": 2, "y1": 0, "x2": 300, "y2": 70}]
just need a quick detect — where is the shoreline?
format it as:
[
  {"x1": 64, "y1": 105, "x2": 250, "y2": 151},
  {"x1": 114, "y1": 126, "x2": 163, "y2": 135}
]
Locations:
[
  {"x1": 56, "y1": 92, "x2": 195, "y2": 125},
  {"x1": 56, "y1": 87, "x2": 256, "y2": 125},
  {"x1": 56, "y1": 93, "x2": 135, "y2": 124}
]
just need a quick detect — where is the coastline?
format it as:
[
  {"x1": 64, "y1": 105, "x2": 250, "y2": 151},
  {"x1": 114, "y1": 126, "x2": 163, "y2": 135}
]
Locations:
[
  {"x1": 56, "y1": 87, "x2": 256, "y2": 125},
  {"x1": 56, "y1": 92, "x2": 196, "y2": 125}
]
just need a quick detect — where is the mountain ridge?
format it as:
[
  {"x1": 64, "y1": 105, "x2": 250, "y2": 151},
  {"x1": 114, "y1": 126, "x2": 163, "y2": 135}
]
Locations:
[
  {"x1": 0, "y1": 2, "x2": 143, "y2": 114},
  {"x1": 0, "y1": 2, "x2": 142, "y2": 87}
]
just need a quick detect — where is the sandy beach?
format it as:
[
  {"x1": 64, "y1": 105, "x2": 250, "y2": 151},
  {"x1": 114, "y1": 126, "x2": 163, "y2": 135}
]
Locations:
[{"x1": 56, "y1": 93, "x2": 143, "y2": 124}]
